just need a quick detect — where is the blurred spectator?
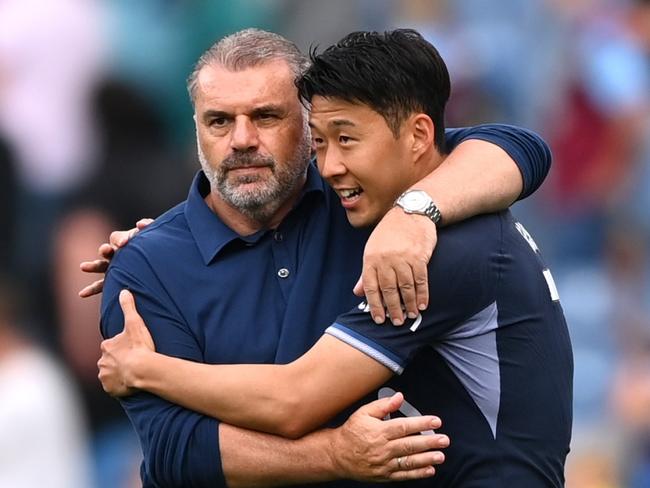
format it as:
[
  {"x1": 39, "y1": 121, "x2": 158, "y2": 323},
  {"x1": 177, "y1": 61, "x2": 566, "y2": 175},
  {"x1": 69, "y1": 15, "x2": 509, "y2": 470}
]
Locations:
[
  {"x1": 608, "y1": 225, "x2": 650, "y2": 488},
  {"x1": 0, "y1": 273, "x2": 92, "y2": 487},
  {"x1": 0, "y1": 0, "x2": 107, "y2": 338},
  {"x1": 541, "y1": 0, "x2": 650, "y2": 264}
]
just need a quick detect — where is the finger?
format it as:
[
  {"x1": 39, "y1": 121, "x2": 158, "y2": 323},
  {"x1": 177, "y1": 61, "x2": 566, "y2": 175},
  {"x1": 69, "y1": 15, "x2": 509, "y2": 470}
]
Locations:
[
  {"x1": 397, "y1": 451, "x2": 445, "y2": 470},
  {"x1": 79, "y1": 259, "x2": 109, "y2": 273},
  {"x1": 78, "y1": 279, "x2": 105, "y2": 298},
  {"x1": 362, "y1": 266, "x2": 386, "y2": 324},
  {"x1": 383, "y1": 415, "x2": 441, "y2": 440},
  {"x1": 136, "y1": 218, "x2": 154, "y2": 230},
  {"x1": 357, "y1": 392, "x2": 404, "y2": 419},
  {"x1": 388, "y1": 432, "x2": 449, "y2": 457},
  {"x1": 377, "y1": 268, "x2": 404, "y2": 326},
  {"x1": 412, "y1": 259, "x2": 429, "y2": 312},
  {"x1": 352, "y1": 276, "x2": 364, "y2": 297},
  {"x1": 389, "y1": 465, "x2": 436, "y2": 481},
  {"x1": 394, "y1": 263, "x2": 417, "y2": 321},
  {"x1": 99, "y1": 243, "x2": 116, "y2": 259},
  {"x1": 110, "y1": 230, "x2": 134, "y2": 248}
]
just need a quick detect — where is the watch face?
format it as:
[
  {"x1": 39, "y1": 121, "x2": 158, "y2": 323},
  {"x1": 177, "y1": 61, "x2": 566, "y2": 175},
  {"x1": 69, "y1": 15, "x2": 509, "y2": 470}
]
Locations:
[{"x1": 400, "y1": 191, "x2": 428, "y2": 211}]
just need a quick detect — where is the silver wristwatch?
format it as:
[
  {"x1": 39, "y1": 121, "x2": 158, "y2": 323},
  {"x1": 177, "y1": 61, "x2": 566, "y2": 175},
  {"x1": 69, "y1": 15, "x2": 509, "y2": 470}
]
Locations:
[{"x1": 394, "y1": 190, "x2": 442, "y2": 225}]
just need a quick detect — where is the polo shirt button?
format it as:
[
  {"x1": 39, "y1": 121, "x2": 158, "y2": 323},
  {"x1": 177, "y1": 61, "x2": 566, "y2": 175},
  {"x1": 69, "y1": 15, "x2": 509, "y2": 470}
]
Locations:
[
  {"x1": 273, "y1": 232, "x2": 283, "y2": 242},
  {"x1": 277, "y1": 268, "x2": 290, "y2": 278}
]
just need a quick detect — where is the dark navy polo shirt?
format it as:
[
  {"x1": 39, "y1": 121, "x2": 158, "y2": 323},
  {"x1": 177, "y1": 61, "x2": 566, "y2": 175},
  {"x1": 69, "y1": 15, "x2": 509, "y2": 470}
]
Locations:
[
  {"x1": 328, "y1": 211, "x2": 572, "y2": 487},
  {"x1": 100, "y1": 125, "x2": 552, "y2": 487}
]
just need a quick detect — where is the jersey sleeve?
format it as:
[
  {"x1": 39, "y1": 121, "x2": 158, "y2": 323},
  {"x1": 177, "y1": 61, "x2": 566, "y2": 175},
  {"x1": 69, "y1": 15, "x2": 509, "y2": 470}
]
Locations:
[
  {"x1": 101, "y1": 243, "x2": 227, "y2": 488},
  {"x1": 445, "y1": 124, "x2": 552, "y2": 200},
  {"x1": 326, "y1": 213, "x2": 502, "y2": 374}
]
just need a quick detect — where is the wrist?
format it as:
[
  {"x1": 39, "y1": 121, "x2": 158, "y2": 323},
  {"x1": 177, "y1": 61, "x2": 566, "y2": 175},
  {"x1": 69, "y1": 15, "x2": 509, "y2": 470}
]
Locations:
[
  {"x1": 394, "y1": 189, "x2": 442, "y2": 226},
  {"x1": 323, "y1": 426, "x2": 349, "y2": 480},
  {"x1": 387, "y1": 205, "x2": 439, "y2": 234},
  {"x1": 127, "y1": 348, "x2": 156, "y2": 390}
]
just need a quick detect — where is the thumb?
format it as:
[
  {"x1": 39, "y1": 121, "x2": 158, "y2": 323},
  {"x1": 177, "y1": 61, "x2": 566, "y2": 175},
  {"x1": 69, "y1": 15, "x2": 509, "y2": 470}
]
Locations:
[
  {"x1": 358, "y1": 392, "x2": 404, "y2": 419},
  {"x1": 119, "y1": 290, "x2": 142, "y2": 332},
  {"x1": 353, "y1": 276, "x2": 364, "y2": 297}
]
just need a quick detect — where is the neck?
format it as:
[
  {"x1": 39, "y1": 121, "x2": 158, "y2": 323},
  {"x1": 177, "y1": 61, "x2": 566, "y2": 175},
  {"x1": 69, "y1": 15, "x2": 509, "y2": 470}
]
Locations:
[
  {"x1": 408, "y1": 147, "x2": 446, "y2": 188},
  {"x1": 205, "y1": 180, "x2": 305, "y2": 235}
]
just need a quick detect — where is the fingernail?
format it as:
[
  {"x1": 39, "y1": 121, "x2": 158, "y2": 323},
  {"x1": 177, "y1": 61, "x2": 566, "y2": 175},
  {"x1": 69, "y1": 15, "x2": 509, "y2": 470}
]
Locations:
[
  {"x1": 439, "y1": 436, "x2": 449, "y2": 447},
  {"x1": 418, "y1": 303, "x2": 426, "y2": 311},
  {"x1": 372, "y1": 315, "x2": 385, "y2": 324},
  {"x1": 433, "y1": 453, "x2": 444, "y2": 463},
  {"x1": 407, "y1": 312, "x2": 417, "y2": 319},
  {"x1": 392, "y1": 318, "x2": 403, "y2": 326}
]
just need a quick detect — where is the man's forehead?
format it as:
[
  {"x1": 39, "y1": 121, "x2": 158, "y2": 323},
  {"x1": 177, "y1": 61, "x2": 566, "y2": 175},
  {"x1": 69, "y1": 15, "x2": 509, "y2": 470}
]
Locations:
[
  {"x1": 310, "y1": 96, "x2": 375, "y2": 128},
  {"x1": 197, "y1": 60, "x2": 294, "y2": 91},
  {"x1": 195, "y1": 60, "x2": 298, "y2": 111}
]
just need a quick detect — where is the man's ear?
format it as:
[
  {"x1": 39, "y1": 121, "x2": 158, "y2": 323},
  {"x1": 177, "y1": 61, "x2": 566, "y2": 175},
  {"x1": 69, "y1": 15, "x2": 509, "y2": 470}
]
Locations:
[{"x1": 410, "y1": 114, "x2": 434, "y2": 159}]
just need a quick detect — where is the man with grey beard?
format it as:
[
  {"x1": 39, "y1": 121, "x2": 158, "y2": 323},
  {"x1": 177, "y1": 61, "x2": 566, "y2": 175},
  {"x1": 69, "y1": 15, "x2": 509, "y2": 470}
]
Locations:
[
  {"x1": 200, "y1": 133, "x2": 310, "y2": 224},
  {"x1": 94, "y1": 28, "x2": 551, "y2": 487}
]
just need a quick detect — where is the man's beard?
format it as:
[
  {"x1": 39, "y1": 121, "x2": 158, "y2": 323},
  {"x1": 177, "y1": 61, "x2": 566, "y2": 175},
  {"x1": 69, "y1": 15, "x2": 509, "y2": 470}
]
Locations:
[{"x1": 199, "y1": 135, "x2": 311, "y2": 225}]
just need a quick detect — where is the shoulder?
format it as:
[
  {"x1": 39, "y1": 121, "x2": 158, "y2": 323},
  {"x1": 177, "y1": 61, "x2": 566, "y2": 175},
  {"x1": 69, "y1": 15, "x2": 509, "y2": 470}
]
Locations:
[
  {"x1": 110, "y1": 202, "x2": 191, "y2": 270},
  {"x1": 433, "y1": 211, "x2": 505, "y2": 266},
  {"x1": 100, "y1": 203, "x2": 193, "y2": 330}
]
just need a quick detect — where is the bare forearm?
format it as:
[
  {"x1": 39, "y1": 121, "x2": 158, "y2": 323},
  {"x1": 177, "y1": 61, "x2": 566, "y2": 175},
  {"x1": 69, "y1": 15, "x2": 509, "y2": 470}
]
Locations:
[
  {"x1": 220, "y1": 423, "x2": 338, "y2": 487},
  {"x1": 416, "y1": 139, "x2": 522, "y2": 225},
  {"x1": 134, "y1": 351, "x2": 297, "y2": 433},
  {"x1": 220, "y1": 393, "x2": 447, "y2": 487},
  {"x1": 130, "y1": 336, "x2": 390, "y2": 437}
]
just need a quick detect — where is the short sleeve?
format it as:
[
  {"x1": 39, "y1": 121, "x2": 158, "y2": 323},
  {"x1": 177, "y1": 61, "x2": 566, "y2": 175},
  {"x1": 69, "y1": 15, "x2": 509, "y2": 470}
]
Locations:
[{"x1": 445, "y1": 125, "x2": 552, "y2": 199}]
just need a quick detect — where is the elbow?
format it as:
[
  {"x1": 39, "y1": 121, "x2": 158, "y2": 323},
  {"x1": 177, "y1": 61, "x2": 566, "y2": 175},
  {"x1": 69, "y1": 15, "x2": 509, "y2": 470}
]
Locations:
[
  {"x1": 263, "y1": 395, "x2": 318, "y2": 439},
  {"x1": 273, "y1": 414, "x2": 314, "y2": 440}
]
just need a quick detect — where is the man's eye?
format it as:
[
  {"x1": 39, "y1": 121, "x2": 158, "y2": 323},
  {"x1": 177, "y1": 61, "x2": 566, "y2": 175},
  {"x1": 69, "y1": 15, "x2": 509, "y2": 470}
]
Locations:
[
  {"x1": 312, "y1": 137, "x2": 325, "y2": 146},
  {"x1": 257, "y1": 113, "x2": 279, "y2": 123},
  {"x1": 339, "y1": 135, "x2": 351, "y2": 144},
  {"x1": 210, "y1": 117, "x2": 228, "y2": 127}
]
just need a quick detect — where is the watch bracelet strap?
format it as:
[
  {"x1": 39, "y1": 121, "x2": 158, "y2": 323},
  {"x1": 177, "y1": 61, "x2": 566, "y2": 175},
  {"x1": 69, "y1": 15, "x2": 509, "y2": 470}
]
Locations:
[{"x1": 424, "y1": 201, "x2": 442, "y2": 224}]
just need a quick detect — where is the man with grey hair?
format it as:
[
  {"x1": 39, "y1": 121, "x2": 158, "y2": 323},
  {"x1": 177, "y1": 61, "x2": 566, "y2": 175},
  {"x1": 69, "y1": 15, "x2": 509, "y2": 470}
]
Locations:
[{"x1": 94, "y1": 28, "x2": 551, "y2": 487}]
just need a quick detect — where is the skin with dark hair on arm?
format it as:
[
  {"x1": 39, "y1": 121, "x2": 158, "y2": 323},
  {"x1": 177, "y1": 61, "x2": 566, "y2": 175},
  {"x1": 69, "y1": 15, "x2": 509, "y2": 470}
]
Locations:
[{"x1": 220, "y1": 393, "x2": 447, "y2": 487}]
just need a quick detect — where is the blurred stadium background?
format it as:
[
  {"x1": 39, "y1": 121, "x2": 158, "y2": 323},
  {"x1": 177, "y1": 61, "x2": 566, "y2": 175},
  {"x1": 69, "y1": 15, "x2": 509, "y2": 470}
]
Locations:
[{"x1": 0, "y1": 0, "x2": 648, "y2": 486}]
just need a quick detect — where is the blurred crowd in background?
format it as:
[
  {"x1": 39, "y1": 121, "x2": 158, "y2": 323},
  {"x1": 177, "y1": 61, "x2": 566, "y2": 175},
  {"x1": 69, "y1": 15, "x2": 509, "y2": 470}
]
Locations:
[{"x1": 0, "y1": 0, "x2": 648, "y2": 487}]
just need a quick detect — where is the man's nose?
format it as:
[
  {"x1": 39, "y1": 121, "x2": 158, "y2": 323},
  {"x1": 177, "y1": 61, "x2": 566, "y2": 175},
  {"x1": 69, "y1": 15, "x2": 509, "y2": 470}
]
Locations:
[
  {"x1": 230, "y1": 116, "x2": 259, "y2": 152},
  {"x1": 318, "y1": 148, "x2": 347, "y2": 179}
]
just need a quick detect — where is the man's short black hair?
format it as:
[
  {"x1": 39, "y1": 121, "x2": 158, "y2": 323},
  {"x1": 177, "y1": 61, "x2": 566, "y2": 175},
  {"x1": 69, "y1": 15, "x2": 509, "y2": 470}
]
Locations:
[{"x1": 296, "y1": 29, "x2": 451, "y2": 152}]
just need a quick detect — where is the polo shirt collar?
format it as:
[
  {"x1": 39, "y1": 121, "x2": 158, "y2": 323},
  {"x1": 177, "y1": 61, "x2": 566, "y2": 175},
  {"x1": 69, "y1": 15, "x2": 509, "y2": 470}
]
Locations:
[{"x1": 185, "y1": 161, "x2": 326, "y2": 265}]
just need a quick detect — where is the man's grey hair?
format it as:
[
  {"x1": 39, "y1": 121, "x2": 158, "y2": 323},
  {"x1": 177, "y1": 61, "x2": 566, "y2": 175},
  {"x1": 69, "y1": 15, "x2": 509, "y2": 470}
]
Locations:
[{"x1": 187, "y1": 28, "x2": 310, "y2": 104}]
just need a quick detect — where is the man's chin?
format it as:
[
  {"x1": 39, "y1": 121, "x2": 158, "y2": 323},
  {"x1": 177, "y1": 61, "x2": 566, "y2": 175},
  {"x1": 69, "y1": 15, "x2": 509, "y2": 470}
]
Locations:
[{"x1": 345, "y1": 210, "x2": 379, "y2": 228}]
